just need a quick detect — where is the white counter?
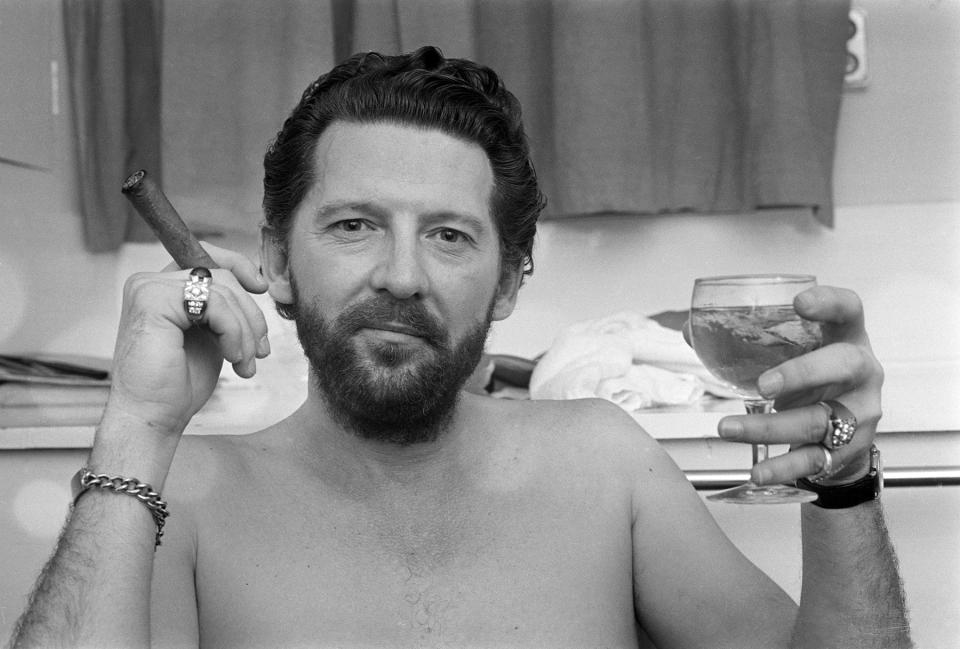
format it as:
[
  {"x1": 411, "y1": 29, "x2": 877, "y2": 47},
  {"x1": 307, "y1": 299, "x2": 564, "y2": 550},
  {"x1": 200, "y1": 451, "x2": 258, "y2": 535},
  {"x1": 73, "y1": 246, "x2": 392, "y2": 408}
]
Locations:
[{"x1": 4, "y1": 359, "x2": 957, "y2": 450}]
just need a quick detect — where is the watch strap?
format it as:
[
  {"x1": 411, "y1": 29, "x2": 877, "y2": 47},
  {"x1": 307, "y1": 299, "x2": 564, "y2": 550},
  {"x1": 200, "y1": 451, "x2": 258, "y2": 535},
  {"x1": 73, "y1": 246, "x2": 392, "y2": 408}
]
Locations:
[{"x1": 797, "y1": 445, "x2": 882, "y2": 509}]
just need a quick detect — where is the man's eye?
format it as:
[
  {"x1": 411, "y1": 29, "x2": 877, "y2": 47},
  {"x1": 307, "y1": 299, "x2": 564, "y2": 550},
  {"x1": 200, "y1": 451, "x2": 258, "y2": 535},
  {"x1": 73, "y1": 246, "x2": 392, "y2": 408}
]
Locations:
[
  {"x1": 437, "y1": 228, "x2": 465, "y2": 243},
  {"x1": 338, "y1": 219, "x2": 365, "y2": 232}
]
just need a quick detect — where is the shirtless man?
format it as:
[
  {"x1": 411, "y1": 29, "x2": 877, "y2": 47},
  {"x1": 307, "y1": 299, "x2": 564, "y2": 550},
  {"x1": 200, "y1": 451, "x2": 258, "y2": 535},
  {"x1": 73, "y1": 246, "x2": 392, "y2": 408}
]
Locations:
[{"x1": 12, "y1": 47, "x2": 910, "y2": 649}]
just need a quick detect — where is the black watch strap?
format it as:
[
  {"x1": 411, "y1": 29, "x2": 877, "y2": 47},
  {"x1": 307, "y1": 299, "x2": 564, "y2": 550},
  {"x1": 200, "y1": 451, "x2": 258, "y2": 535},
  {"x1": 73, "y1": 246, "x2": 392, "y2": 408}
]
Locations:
[{"x1": 796, "y1": 445, "x2": 882, "y2": 509}]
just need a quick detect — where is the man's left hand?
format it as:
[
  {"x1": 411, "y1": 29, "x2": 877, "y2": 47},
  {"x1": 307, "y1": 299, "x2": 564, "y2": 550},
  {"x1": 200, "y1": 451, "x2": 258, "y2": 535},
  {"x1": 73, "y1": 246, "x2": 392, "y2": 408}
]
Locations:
[{"x1": 715, "y1": 286, "x2": 883, "y2": 486}]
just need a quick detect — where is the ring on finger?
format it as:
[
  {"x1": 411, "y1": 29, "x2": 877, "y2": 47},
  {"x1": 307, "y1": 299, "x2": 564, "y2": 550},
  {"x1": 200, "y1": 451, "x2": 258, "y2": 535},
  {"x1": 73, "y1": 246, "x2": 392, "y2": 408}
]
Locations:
[
  {"x1": 817, "y1": 399, "x2": 858, "y2": 449},
  {"x1": 183, "y1": 267, "x2": 212, "y2": 324},
  {"x1": 809, "y1": 445, "x2": 835, "y2": 483}
]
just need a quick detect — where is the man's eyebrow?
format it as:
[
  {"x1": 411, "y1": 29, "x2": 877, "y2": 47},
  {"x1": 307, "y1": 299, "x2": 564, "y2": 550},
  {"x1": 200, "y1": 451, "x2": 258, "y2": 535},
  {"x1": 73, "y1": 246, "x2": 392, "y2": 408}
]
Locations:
[
  {"x1": 312, "y1": 201, "x2": 384, "y2": 221},
  {"x1": 421, "y1": 210, "x2": 489, "y2": 235}
]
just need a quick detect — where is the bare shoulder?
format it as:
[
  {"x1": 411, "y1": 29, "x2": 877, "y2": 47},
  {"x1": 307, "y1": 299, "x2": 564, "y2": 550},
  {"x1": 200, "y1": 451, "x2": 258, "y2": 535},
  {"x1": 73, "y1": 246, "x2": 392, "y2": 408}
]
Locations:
[
  {"x1": 164, "y1": 431, "x2": 273, "y2": 501},
  {"x1": 157, "y1": 432, "x2": 262, "y2": 536},
  {"x1": 472, "y1": 395, "x2": 684, "y2": 489},
  {"x1": 501, "y1": 395, "x2": 666, "y2": 449},
  {"x1": 155, "y1": 430, "x2": 283, "y2": 558}
]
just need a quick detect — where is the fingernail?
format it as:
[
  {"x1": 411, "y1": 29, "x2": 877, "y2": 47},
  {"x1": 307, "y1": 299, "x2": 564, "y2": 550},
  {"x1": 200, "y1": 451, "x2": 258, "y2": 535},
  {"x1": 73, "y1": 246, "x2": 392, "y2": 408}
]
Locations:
[
  {"x1": 718, "y1": 419, "x2": 743, "y2": 439},
  {"x1": 257, "y1": 334, "x2": 271, "y2": 357},
  {"x1": 758, "y1": 371, "x2": 783, "y2": 398},
  {"x1": 795, "y1": 291, "x2": 815, "y2": 312}
]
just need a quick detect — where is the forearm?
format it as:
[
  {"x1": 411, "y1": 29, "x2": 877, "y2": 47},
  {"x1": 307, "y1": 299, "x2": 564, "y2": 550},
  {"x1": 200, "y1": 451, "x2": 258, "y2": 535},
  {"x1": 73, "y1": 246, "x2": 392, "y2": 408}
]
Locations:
[
  {"x1": 792, "y1": 500, "x2": 912, "y2": 648},
  {"x1": 10, "y1": 412, "x2": 181, "y2": 649},
  {"x1": 11, "y1": 493, "x2": 158, "y2": 648}
]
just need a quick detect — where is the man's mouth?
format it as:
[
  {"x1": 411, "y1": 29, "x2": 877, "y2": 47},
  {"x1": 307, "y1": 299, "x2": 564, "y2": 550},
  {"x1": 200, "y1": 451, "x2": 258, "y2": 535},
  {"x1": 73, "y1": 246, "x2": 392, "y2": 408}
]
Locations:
[
  {"x1": 336, "y1": 298, "x2": 446, "y2": 348},
  {"x1": 358, "y1": 322, "x2": 428, "y2": 344}
]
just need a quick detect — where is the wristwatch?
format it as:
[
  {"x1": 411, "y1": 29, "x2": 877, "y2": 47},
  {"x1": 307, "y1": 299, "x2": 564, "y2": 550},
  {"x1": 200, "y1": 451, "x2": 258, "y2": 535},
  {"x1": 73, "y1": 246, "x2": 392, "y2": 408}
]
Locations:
[{"x1": 797, "y1": 445, "x2": 882, "y2": 509}]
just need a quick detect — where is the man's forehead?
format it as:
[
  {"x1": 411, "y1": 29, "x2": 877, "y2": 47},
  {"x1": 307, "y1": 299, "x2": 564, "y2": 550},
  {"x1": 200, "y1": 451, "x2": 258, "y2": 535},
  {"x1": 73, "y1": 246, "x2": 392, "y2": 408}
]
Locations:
[
  {"x1": 312, "y1": 121, "x2": 491, "y2": 178},
  {"x1": 308, "y1": 120, "x2": 496, "y2": 215}
]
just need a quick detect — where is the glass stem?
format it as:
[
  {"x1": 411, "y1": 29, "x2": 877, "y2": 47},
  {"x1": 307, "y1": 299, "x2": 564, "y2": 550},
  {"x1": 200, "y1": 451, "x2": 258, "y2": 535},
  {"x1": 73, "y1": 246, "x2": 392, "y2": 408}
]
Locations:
[{"x1": 744, "y1": 398, "x2": 775, "y2": 478}]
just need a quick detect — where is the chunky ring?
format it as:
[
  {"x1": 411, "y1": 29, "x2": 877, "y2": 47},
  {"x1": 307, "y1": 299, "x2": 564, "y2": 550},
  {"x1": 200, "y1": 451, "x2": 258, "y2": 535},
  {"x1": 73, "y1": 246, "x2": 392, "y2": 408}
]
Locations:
[
  {"x1": 818, "y1": 399, "x2": 857, "y2": 449},
  {"x1": 183, "y1": 267, "x2": 212, "y2": 324},
  {"x1": 809, "y1": 445, "x2": 835, "y2": 483}
]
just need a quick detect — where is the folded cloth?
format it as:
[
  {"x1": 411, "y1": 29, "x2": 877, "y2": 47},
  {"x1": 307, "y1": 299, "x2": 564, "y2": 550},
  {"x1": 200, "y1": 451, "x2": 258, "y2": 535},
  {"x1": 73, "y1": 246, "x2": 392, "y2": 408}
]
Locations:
[{"x1": 529, "y1": 311, "x2": 737, "y2": 411}]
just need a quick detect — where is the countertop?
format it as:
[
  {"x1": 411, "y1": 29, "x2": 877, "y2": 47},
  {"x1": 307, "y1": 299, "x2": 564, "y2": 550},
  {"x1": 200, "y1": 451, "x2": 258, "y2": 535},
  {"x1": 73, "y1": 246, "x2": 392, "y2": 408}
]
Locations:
[{"x1": 2, "y1": 359, "x2": 958, "y2": 450}]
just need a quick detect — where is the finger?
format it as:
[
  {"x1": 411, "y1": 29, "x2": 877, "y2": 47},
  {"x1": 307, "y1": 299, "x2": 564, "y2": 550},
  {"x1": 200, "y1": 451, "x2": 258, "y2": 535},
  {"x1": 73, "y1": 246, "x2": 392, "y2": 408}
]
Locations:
[
  {"x1": 201, "y1": 286, "x2": 259, "y2": 378},
  {"x1": 199, "y1": 242, "x2": 268, "y2": 294},
  {"x1": 181, "y1": 269, "x2": 259, "y2": 377},
  {"x1": 219, "y1": 283, "x2": 269, "y2": 364},
  {"x1": 162, "y1": 242, "x2": 268, "y2": 295},
  {"x1": 207, "y1": 270, "x2": 270, "y2": 359},
  {"x1": 718, "y1": 404, "x2": 829, "y2": 446},
  {"x1": 752, "y1": 443, "x2": 871, "y2": 486},
  {"x1": 720, "y1": 400, "x2": 877, "y2": 463},
  {"x1": 751, "y1": 444, "x2": 831, "y2": 485},
  {"x1": 238, "y1": 292, "x2": 270, "y2": 359},
  {"x1": 757, "y1": 341, "x2": 883, "y2": 405},
  {"x1": 795, "y1": 286, "x2": 867, "y2": 345}
]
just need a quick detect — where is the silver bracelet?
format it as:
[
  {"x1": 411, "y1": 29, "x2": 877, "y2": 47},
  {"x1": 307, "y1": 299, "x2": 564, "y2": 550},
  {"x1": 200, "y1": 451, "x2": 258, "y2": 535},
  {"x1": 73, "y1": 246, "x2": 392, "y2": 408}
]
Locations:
[{"x1": 71, "y1": 468, "x2": 170, "y2": 548}]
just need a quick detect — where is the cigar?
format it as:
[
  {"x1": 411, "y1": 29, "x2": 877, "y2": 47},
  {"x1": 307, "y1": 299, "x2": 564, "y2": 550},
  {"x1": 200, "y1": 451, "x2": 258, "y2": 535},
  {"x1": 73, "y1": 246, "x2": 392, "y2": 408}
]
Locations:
[{"x1": 121, "y1": 169, "x2": 218, "y2": 269}]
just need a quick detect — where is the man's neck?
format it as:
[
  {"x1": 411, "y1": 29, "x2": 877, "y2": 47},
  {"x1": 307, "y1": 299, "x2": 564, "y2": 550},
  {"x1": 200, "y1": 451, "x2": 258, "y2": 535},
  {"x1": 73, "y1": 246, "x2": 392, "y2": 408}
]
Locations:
[{"x1": 281, "y1": 381, "x2": 477, "y2": 496}]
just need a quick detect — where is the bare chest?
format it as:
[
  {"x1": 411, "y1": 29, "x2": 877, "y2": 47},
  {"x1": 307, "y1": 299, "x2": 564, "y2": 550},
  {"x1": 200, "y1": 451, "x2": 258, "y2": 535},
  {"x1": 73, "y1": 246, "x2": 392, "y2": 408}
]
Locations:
[{"x1": 193, "y1": 482, "x2": 638, "y2": 648}]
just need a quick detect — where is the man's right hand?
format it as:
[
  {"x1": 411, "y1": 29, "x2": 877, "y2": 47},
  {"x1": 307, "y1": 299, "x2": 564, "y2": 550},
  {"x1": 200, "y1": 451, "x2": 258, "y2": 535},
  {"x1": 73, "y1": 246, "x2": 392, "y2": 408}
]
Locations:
[
  {"x1": 8, "y1": 245, "x2": 268, "y2": 649},
  {"x1": 105, "y1": 243, "x2": 270, "y2": 439}
]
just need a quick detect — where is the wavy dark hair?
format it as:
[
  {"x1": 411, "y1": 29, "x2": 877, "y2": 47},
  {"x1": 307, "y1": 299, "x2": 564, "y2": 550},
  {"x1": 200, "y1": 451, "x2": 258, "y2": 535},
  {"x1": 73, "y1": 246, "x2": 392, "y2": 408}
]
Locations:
[{"x1": 262, "y1": 46, "x2": 544, "y2": 320}]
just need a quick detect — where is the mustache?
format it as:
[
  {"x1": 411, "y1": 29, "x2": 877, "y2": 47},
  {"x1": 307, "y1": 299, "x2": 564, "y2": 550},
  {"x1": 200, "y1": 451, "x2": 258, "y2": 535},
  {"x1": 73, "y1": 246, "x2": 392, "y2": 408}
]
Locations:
[{"x1": 337, "y1": 297, "x2": 445, "y2": 345}]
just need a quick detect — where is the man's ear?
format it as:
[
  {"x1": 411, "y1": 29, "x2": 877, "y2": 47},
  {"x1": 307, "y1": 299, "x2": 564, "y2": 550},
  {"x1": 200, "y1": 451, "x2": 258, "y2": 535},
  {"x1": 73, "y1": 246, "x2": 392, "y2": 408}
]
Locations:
[
  {"x1": 259, "y1": 226, "x2": 294, "y2": 306},
  {"x1": 491, "y1": 264, "x2": 523, "y2": 322}
]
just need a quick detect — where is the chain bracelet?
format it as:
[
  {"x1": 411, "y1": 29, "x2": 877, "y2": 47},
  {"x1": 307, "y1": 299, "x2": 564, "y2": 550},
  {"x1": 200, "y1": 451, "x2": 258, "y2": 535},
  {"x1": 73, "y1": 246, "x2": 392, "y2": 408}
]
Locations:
[{"x1": 76, "y1": 470, "x2": 170, "y2": 547}]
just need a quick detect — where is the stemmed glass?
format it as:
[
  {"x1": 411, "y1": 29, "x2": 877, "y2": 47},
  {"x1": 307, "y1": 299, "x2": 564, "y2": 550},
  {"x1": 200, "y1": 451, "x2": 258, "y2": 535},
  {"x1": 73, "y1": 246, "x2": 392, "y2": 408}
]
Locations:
[{"x1": 690, "y1": 275, "x2": 823, "y2": 504}]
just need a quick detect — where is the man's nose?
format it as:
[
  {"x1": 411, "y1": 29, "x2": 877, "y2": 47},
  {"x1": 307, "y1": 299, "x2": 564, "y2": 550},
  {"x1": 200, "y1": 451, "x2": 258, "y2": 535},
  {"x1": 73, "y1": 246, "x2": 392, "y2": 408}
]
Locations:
[{"x1": 370, "y1": 235, "x2": 429, "y2": 300}]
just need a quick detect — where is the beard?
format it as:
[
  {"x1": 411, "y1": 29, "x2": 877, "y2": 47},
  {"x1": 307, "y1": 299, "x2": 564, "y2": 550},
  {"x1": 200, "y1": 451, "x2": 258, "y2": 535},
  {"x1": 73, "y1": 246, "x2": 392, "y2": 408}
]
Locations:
[{"x1": 292, "y1": 290, "x2": 494, "y2": 446}]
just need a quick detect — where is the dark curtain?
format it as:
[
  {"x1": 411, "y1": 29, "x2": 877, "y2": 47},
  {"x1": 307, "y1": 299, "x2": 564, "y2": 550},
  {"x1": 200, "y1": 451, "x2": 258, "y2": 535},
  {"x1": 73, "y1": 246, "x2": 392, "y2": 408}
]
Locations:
[
  {"x1": 63, "y1": 0, "x2": 162, "y2": 252},
  {"x1": 66, "y1": 0, "x2": 850, "y2": 252},
  {"x1": 344, "y1": 0, "x2": 850, "y2": 226},
  {"x1": 157, "y1": 0, "x2": 334, "y2": 240},
  {"x1": 544, "y1": 0, "x2": 849, "y2": 225}
]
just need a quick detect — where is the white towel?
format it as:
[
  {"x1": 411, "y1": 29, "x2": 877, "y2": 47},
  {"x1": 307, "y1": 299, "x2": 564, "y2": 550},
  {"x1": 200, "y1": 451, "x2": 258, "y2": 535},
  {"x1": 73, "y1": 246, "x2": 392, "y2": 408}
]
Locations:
[{"x1": 529, "y1": 311, "x2": 737, "y2": 412}]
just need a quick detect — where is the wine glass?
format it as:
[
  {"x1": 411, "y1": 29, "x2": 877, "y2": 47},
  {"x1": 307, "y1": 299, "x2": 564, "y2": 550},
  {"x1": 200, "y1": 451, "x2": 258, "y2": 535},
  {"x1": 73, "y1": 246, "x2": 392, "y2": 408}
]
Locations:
[{"x1": 690, "y1": 274, "x2": 823, "y2": 504}]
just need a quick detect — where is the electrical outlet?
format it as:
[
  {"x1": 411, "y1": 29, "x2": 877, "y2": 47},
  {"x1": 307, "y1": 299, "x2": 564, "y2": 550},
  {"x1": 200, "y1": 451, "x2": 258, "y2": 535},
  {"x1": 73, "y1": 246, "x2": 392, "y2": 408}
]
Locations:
[{"x1": 845, "y1": 8, "x2": 868, "y2": 89}]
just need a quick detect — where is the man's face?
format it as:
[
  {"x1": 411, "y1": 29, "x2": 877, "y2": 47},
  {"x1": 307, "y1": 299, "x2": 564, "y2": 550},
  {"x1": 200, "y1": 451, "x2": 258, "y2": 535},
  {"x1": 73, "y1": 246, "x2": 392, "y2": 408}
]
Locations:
[{"x1": 266, "y1": 121, "x2": 519, "y2": 443}]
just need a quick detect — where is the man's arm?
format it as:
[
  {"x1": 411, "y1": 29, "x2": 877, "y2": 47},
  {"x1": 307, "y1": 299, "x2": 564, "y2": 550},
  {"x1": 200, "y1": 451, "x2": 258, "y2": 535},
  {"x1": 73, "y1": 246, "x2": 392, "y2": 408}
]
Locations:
[
  {"x1": 10, "y1": 413, "x2": 179, "y2": 649},
  {"x1": 792, "y1": 501, "x2": 911, "y2": 648},
  {"x1": 723, "y1": 286, "x2": 913, "y2": 647},
  {"x1": 642, "y1": 286, "x2": 912, "y2": 648},
  {"x1": 629, "y1": 424, "x2": 799, "y2": 649},
  {"x1": 9, "y1": 249, "x2": 268, "y2": 649}
]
